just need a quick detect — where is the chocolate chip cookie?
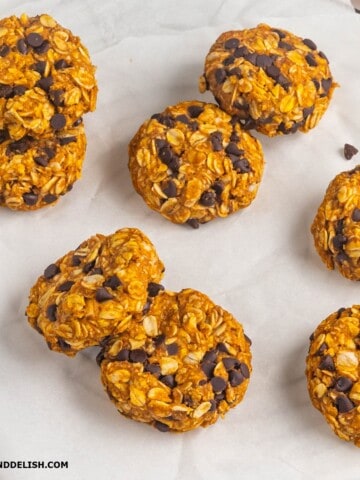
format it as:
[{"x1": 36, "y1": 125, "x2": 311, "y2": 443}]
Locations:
[
  {"x1": 99, "y1": 288, "x2": 251, "y2": 432},
  {"x1": 128, "y1": 101, "x2": 264, "y2": 228},
  {"x1": 26, "y1": 228, "x2": 165, "y2": 355},
  {"x1": 199, "y1": 24, "x2": 337, "y2": 136},
  {"x1": 306, "y1": 306, "x2": 360, "y2": 446}
]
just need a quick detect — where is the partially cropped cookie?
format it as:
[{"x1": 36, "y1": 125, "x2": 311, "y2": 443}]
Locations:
[
  {"x1": 26, "y1": 228, "x2": 165, "y2": 356},
  {"x1": 0, "y1": 123, "x2": 86, "y2": 210},
  {"x1": 0, "y1": 13, "x2": 97, "y2": 139},
  {"x1": 128, "y1": 101, "x2": 264, "y2": 228},
  {"x1": 311, "y1": 167, "x2": 360, "y2": 280},
  {"x1": 200, "y1": 24, "x2": 337, "y2": 136},
  {"x1": 99, "y1": 289, "x2": 251, "y2": 432},
  {"x1": 306, "y1": 306, "x2": 360, "y2": 446}
]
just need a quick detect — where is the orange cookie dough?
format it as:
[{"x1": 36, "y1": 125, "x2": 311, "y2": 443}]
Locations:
[
  {"x1": 311, "y1": 167, "x2": 360, "y2": 281},
  {"x1": 128, "y1": 101, "x2": 264, "y2": 228},
  {"x1": 199, "y1": 24, "x2": 337, "y2": 136},
  {"x1": 306, "y1": 306, "x2": 360, "y2": 446},
  {"x1": 26, "y1": 228, "x2": 165, "y2": 356},
  {"x1": 99, "y1": 289, "x2": 251, "y2": 432},
  {"x1": 0, "y1": 123, "x2": 86, "y2": 210},
  {"x1": 0, "y1": 13, "x2": 97, "y2": 139}
]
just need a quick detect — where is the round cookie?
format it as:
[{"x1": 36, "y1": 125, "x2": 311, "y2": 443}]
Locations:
[
  {"x1": 26, "y1": 228, "x2": 165, "y2": 356},
  {"x1": 0, "y1": 122, "x2": 86, "y2": 210},
  {"x1": 199, "y1": 24, "x2": 337, "y2": 136},
  {"x1": 0, "y1": 13, "x2": 97, "y2": 139},
  {"x1": 128, "y1": 101, "x2": 264, "y2": 227},
  {"x1": 306, "y1": 306, "x2": 360, "y2": 446},
  {"x1": 99, "y1": 289, "x2": 251, "y2": 432},
  {"x1": 311, "y1": 167, "x2": 360, "y2": 281}
]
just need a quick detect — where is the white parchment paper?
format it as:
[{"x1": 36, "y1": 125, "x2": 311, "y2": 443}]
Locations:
[{"x1": 0, "y1": 1, "x2": 360, "y2": 479}]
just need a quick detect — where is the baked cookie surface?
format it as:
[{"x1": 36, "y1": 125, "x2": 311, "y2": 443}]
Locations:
[
  {"x1": 311, "y1": 167, "x2": 360, "y2": 281},
  {"x1": 129, "y1": 101, "x2": 264, "y2": 227},
  {"x1": 0, "y1": 122, "x2": 86, "y2": 210},
  {"x1": 200, "y1": 24, "x2": 337, "y2": 136},
  {"x1": 0, "y1": 13, "x2": 97, "y2": 139},
  {"x1": 99, "y1": 288, "x2": 251, "y2": 432},
  {"x1": 306, "y1": 306, "x2": 360, "y2": 446},
  {"x1": 26, "y1": 228, "x2": 165, "y2": 355}
]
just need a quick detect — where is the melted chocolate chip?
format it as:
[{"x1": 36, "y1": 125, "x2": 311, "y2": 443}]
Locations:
[
  {"x1": 222, "y1": 357, "x2": 240, "y2": 371},
  {"x1": 103, "y1": 275, "x2": 122, "y2": 290},
  {"x1": 160, "y1": 375, "x2": 177, "y2": 388},
  {"x1": 32, "y1": 60, "x2": 47, "y2": 75},
  {"x1": 23, "y1": 192, "x2": 38, "y2": 206},
  {"x1": 305, "y1": 53, "x2": 317, "y2": 67},
  {"x1": 147, "y1": 282, "x2": 164, "y2": 297},
  {"x1": 334, "y1": 377, "x2": 353, "y2": 393},
  {"x1": 217, "y1": 342, "x2": 229, "y2": 353},
  {"x1": 199, "y1": 191, "x2": 216, "y2": 207},
  {"x1": 162, "y1": 179, "x2": 177, "y2": 198},
  {"x1": 238, "y1": 363, "x2": 250, "y2": 378},
  {"x1": 315, "y1": 342, "x2": 328, "y2": 356},
  {"x1": 186, "y1": 218, "x2": 200, "y2": 229},
  {"x1": 278, "y1": 41, "x2": 294, "y2": 51},
  {"x1": 232, "y1": 158, "x2": 252, "y2": 173},
  {"x1": 154, "y1": 334, "x2": 165, "y2": 348},
  {"x1": 59, "y1": 136, "x2": 77, "y2": 146},
  {"x1": 303, "y1": 38, "x2": 317, "y2": 50},
  {"x1": 210, "y1": 131, "x2": 223, "y2": 151},
  {"x1": 234, "y1": 46, "x2": 249, "y2": 58},
  {"x1": 58, "y1": 338, "x2": 71, "y2": 350},
  {"x1": 55, "y1": 59, "x2": 71, "y2": 70},
  {"x1": 352, "y1": 208, "x2": 360, "y2": 222},
  {"x1": 215, "y1": 68, "x2": 227, "y2": 84},
  {"x1": 0, "y1": 44, "x2": 10, "y2": 57},
  {"x1": 244, "y1": 52, "x2": 258, "y2": 65},
  {"x1": 273, "y1": 28, "x2": 286, "y2": 39},
  {"x1": 223, "y1": 55, "x2": 235, "y2": 66},
  {"x1": 96, "y1": 350, "x2": 105, "y2": 366},
  {"x1": 44, "y1": 194, "x2": 57, "y2": 205},
  {"x1": 303, "y1": 106, "x2": 315, "y2": 118},
  {"x1": 17, "y1": 38, "x2": 28, "y2": 54},
  {"x1": 144, "y1": 363, "x2": 161, "y2": 376},
  {"x1": 129, "y1": 349, "x2": 147, "y2": 363},
  {"x1": 115, "y1": 349, "x2": 130, "y2": 361},
  {"x1": 319, "y1": 355, "x2": 335, "y2": 371},
  {"x1": 318, "y1": 51, "x2": 328, "y2": 62},
  {"x1": 209, "y1": 399, "x2": 217, "y2": 412},
  {"x1": 95, "y1": 287, "x2": 114, "y2": 302},
  {"x1": 36, "y1": 76, "x2": 53, "y2": 92},
  {"x1": 225, "y1": 142, "x2": 244, "y2": 156},
  {"x1": 50, "y1": 113, "x2": 66, "y2": 130},
  {"x1": 321, "y1": 78, "x2": 332, "y2": 94},
  {"x1": 201, "y1": 362, "x2": 215, "y2": 379},
  {"x1": 0, "y1": 129, "x2": 9, "y2": 143},
  {"x1": 224, "y1": 38, "x2": 240, "y2": 50},
  {"x1": 0, "y1": 84, "x2": 13, "y2": 99},
  {"x1": 203, "y1": 349, "x2": 217, "y2": 364},
  {"x1": 26, "y1": 33, "x2": 44, "y2": 48},
  {"x1": 83, "y1": 260, "x2": 95, "y2": 274},
  {"x1": 44, "y1": 263, "x2": 60, "y2": 279},
  {"x1": 212, "y1": 180, "x2": 224, "y2": 197},
  {"x1": 154, "y1": 421, "x2": 170, "y2": 432},
  {"x1": 211, "y1": 376, "x2": 227, "y2": 393},
  {"x1": 57, "y1": 281, "x2": 75, "y2": 292},
  {"x1": 229, "y1": 370, "x2": 245, "y2": 387},
  {"x1": 166, "y1": 343, "x2": 179, "y2": 355},
  {"x1": 46, "y1": 304, "x2": 57, "y2": 322},
  {"x1": 333, "y1": 234, "x2": 347, "y2": 250},
  {"x1": 49, "y1": 89, "x2": 65, "y2": 107},
  {"x1": 12, "y1": 85, "x2": 27, "y2": 97},
  {"x1": 34, "y1": 40, "x2": 50, "y2": 55},
  {"x1": 187, "y1": 105, "x2": 204, "y2": 118},
  {"x1": 336, "y1": 395, "x2": 355, "y2": 413},
  {"x1": 256, "y1": 54, "x2": 273, "y2": 68}
]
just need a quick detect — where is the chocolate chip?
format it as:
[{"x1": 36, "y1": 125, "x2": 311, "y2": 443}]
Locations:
[
  {"x1": 321, "y1": 78, "x2": 332, "y2": 94},
  {"x1": 215, "y1": 392, "x2": 225, "y2": 403},
  {"x1": 17, "y1": 38, "x2": 28, "y2": 54},
  {"x1": 58, "y1": 338, "x2": 71, "y2": 350},
  {"x1": 223, "y1": 55, "x2": 235, "y2": 66},
  {"x1": 50, "y1": 113, "x2": 66, "y2": 130},
  {"x1": 129, "y1": 349, "x2": 147, "y2": 363},
  {"x1": 154, "y1": 421, "x2": 170, "y2": 432},
  {"x1": 57, "y1": 281, "x2": 74, "y2": 292},
  {"x1": 229, "y1": 370, "x2": 245, "y2": 387},
  {"x1": 309, "y1": 332, "x2": 315, "y2": 342},
  {"x1": 12, "y1": 85, "x2": 27, "y2": 97},
  {"x1": 95, "y1": 287, "x2": 114, "y2": 302},
  {"x1": 199, "y1": 191, "x2": 216, "y2": 207},
  {"x1": 336, "y1": 251, "x2": 349, "y2": 264},
  {"x1": 96, "y1": 350, "x2": 105, "y2": 366},
  {"x1": 160, "y1": 375, "x2": 177, "y2": 388},
  {"x1": 222, "y1": 357, "x2": 239, "y2": 371},
  {"x1": 0, "y1": 84, "x2": 13, "y2": 98},
  {"x1": 238, "y1": 363, "x2": 250, "y2": 378},
  {"x1": 26, "y1": 33, "x2": 44, "y2": 48},
  {"x1": 215, "y1": 68, "x2": 227, "y2": 84},
  {"x1": 154, "y1": 334, "x2": 165, "y2": 347},
  {"x1": 224, "y1": 38, "x2": 240, "y2": 50},
  {"x1": 186, "y1": 218, "x2": 200, "y2": 229},
  {"x1": 336, "y1": 307, "x2": 346, "y2": 319},
  {"x1": 336, "y1": 395, "x2": 355, "y2": 413},
  {"x1": 266, "y1": 64, "x2": 281, "y2": 81},
  {"x1": 54, "y1": 59, "x2": 71, "y2": 70},
  {"x1": 103, "y1": 275, "x2": 122, "y2": 290},
  {"x1": 318, "y1": 51, "x2": 328, "y2": 62},
  {"x1": 156, "y1": 114, "x2": 176, "y2": 128},
  {"x1": 201, "y1": 362, "x2": 215, "y2": 379},
  {"x1": 319, "y1": 354, "x2": 335, "y2": 371},
  {"x1": 34, "y1": 40, "x2": 50, "y2": 55},
  {"x1": 203, "y1": 349, "x2": 217, "y2": 364},
  {"x1": 315, "y1": 342, "x2": 328, "y2": 356},
  {"x1": 228, "y1": 67, "x2": 242, "y2": 78},
  {"x1": 225, "y1": 142, "x2": 244, "y2": 156},
  {"x1": 157, "y1": 144, "x2": 180, "y2": 172},
  {"x1": 232, "y1": 158, "x2": 252, "y2": 173},
  {"x1": 36, "y1": 76, "x2": 53, "y2": 91},
  {"x1": 73, "y1": 117, "x2": 83, "y2": 127},
  {"x1": 312, "y1": 78, "x2": 320, "y2": 90},
  {"x1": 166, "y1": 343, "x2": 179, "y2": 355},
  {"x1": 335, "y1": 219, "x2": 344, "y2": 234},
  {"x1": 210, "y1": 131, "x2": 223, "y2": 151},
  {"x1": 256, "y1": 54, "x2": 273, "y2": 68},
  {"x1": 333, "y1": 234, "x2": 347, "y2": 250},
  {"x1": 212, "y1": 180, "x2": 224, "y2": 196},
  {"x1": 0, "y1": 44, "x2": 10, "y2": 57},
  {"x1": 0, "y1": 129, "x2": 9, "y2": 143},
  {"x1": 162, "y1": 180, "x2": 177, "y2": 198},
  {"x1": 31, "y1": 61, "x2": 47, "y2": 76},
  {"x1": 115, "y1": 349, "x2": 130, "y2": 361},
  {"x1": 234, "y1": 46, "x2": 249, "y2": 58},
  {"x1": 305, "y1": 53, "x2": 317, "y2": 67},
  {"x1": 23, "y1": 192, "x2": 38, "y2": 206},
  {"x1": 147, "y1": 282, "x2": 164, "y2": 297},
  {"x1": 244, "y1": 52, "x2": 258, "y2": 65},
  {"x1": 352, "y1": 208, "x2": 360, "y2": 222},
  {"x1": 303, "y1": 106, "x2": 314, "y2": 118},
  {"x1": 334, "y1": 377, "x2": 353, "y2": 393},
  {"x1": 278, "y1": 41, "x2": 294, "y2": 51},
  {"x1": 44, "y1": 193, "x2": 57, "y2": 204},
  {"x1": 277, "y1": 74, "x2": 291, "y2": 90},
  {"x1": 217, "y1": 342, "x2": 229, "y2": 353},
  {"x1": 209, "y1": 399, "x2": 217, "y2": 412},
  {"x1": 90, "y1": 268, "x2": 103, "y2": 275},
  {"x1": 49, "y1": 89, "x2": 65, "y2": 107},
  {"x1": 303, "y1": 38, "x2": 317, "y2": 50},
  {"x1": 344, "y1": 143, "x2": 358, "y2": 160},
  {"x1": 59, "y1": 136, "x2": 77, "y2": 146},
  {"x1": 142, "y1": 300, "x2": 151, "y2": 314},
  {"x1": 174, "y1": 114, "x2": 190, "y2": 125},
  {"x1": 44, "y1": 264, "x2": 60, "y2": 280},
  {"x1": 183, "y1": 394, "x2": 194, "y2": 407},
  {"x1": 211, "y1": 376, "x2": 227, "y2": 393},
  {"x1": 83, "y1": 260, "x2": 95, "y2": 274},
  {"x1": 71, "y1": 255, "x2": 81, "y2": 267},
  {"x1": 46, "y1": 304, "x2": 57, "y2": 322},
  {"x1": 273, "y1": 28, "x2": 286, "y2": 39},
  {"x1": 244, "y1": 334, "x2": 252, "y2": 345},
  {"x1": 144, "y1": 363, "x2": 161, "y2": 376}
]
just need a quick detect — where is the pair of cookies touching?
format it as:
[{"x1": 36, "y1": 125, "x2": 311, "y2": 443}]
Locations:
[{"x1": 1, "y1": 14, "x2": 357, "y2": 444}]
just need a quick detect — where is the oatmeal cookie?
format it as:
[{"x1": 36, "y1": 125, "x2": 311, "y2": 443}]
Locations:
[
  {"x1": 128, "y1": 101, "x2": 264, "y2": 228},
  {"x1": 0, "y1": 13, "x2": 97, "y2": 139},
  {"x1": 26, "y1": 228, "x2": 165, "y2": 356},
  {"x1": 0, "y1": 122, "x2": 86, "y2": 210},
  {"x1": 306, "y1": 306, "x2": 360, "y2": 446},
  {"x1": 311, "y1": 167, "x2": 360, "y2": 281},
  {"x1": 199, "y1": 24, "x2": 337, "y2": 136},
  {"x1": 99, "y1": 289, "x2": 251, "y2": 432}
]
